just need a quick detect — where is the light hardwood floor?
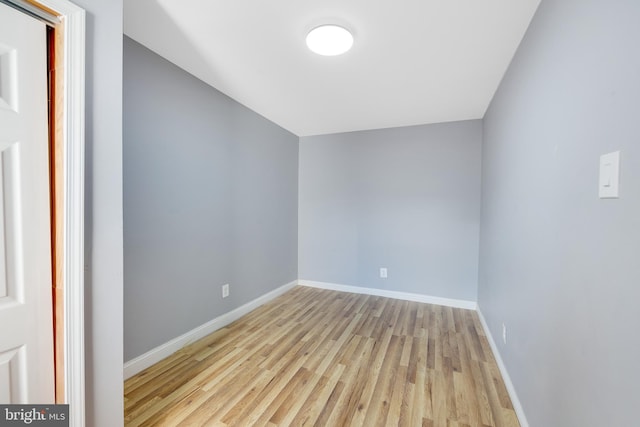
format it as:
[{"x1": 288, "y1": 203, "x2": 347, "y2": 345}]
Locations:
[{"x1": 124, "y1": 286, "x2": 519, "y2": 426}]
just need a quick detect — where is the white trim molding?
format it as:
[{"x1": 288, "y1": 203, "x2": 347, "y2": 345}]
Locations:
[
  {"x1": 58, "y1": 5, "x2": 85, "y2": 427},
  {"x1": 124, "y1": 280, "x2": 298, "y2": 380},
  {"x1": 476, "y1": 308, "x2": 529, "y2": 427},
  {"x1": 21, "y1": 1, "x2": 86, "y2": 425},
  {"x1": 298, "y1": 280, "x2": 477, "y2": 310}
]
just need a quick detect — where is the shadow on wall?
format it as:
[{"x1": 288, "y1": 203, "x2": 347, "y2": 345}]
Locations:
[{"x1": 126, "y1": 0, "x2": 228, "y2": 87}]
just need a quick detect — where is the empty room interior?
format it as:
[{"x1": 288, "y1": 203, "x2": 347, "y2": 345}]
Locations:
[{"x1": 118, "y1": 0, "x2": 639, "y2": 426}]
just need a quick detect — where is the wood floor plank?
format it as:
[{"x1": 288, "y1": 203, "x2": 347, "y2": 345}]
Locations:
[
  {"x1": 410, "y1": 335, "x2": 428, "y2": 424},
  {"x1": 388, "y1": 364, "x2": 409, "y2": 425},
  {"x1": 320, "y1": 338, "x2": 375, "y2": 427},
  {"x1": 348, "y1": 321, "x2": 395, "y2": 426},
  {"x1": 361, "y1": 333, "x2": 402, "y2": 426},
  {"x1": 312, "y1": 378, "x2": 345, "y2": 427},
  {"x1": 456, "y1": 333, "x2": 483, "y2": 426},
  {"x1": 288, "y1": 362, "x2": 345, "y2": 426},
  {"x1": 124, "y1": 286, "x2": 520, "y2": 427}
]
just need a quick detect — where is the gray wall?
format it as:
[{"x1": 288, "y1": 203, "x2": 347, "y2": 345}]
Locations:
[
  {"x1": 75, "y1": 1, "x2": 124, "y2": 426},
  {"x1": 479, "y1": 0, "x2": 640, "y2": 426},
  {"x1": 123, "y1": 38, "x2": 298, "y2": 361},
  {"x1": 299, "y1": 121, "x2": 482, "y2": 301}
]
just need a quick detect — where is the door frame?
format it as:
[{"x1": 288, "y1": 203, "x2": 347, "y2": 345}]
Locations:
[{"x1": 4, "y1": 0, "x2": 86, "y2": 425}]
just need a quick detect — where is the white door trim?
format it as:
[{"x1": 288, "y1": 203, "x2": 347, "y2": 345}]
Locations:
[
  {"x1": 7, "y1": 0, "x2": 86, "y2": 425},
  {"x1": 53, "y1": 4, "x2": 85, "y2": 426}
]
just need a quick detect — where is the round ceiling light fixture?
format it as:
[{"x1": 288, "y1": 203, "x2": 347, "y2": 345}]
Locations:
[{"x1": 306, "y1": 25, "x2": 354, "y2": 56}]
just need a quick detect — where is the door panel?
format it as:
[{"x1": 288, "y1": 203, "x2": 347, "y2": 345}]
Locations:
[
  {"x1": 0, "y1": 43, "x2": 17, "y2": 112},
  {"x1": 0, "y1": 346, "x2": 26, "y2": 403},
  {"x1": 0, "y1": 141, "x2": 22, "y2": 305},
  {"x1": 0, "y1": 1, "x2": 54, "y2": 404}
]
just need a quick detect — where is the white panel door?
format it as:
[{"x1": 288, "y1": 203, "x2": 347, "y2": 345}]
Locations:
[{"x1": 0, "y1": 2, "x2": 54, "y2": 403}]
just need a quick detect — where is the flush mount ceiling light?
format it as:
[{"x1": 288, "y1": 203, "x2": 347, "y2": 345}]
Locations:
[{"x1": 306, "y1": 25, "x2": 354, "y2": 56}]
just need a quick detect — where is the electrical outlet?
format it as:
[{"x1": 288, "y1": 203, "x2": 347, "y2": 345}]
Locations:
[
  {"x1": 502, "y1": 323, "x2": 507, "y2": 344},
  {"x1": 379, "y1": 268, "x2": 388, "y2": 278},
  {"x1": 222, "y1": 284, "x2": 230, "y2": 298}
]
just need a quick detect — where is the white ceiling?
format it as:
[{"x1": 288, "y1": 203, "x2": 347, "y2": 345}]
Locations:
[{"x1": 124, "y1": 0, "x2": 540, "y2": 137}]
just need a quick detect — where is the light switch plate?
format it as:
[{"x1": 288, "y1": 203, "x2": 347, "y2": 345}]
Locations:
[{"x1": 599, "y1": 151, "x2": 620, "y2": 198}]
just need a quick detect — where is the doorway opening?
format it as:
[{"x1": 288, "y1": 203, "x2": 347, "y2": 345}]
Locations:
[{"x1": 1, "y1": 0, "x2": 85, "y2": 425}]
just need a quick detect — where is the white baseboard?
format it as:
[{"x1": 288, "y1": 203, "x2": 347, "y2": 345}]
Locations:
[
  {"x1": 476, "y1": 307, "x2": 529, "y2": 427},
  {"x1": 123, "y1": 280, "x2": 298, "y2": 379},
  {"x1": 298, "y1": 280, "x2": 477, "y2": 310}
]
